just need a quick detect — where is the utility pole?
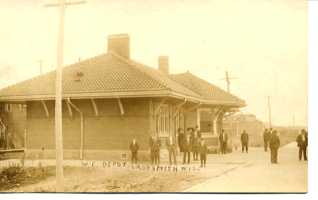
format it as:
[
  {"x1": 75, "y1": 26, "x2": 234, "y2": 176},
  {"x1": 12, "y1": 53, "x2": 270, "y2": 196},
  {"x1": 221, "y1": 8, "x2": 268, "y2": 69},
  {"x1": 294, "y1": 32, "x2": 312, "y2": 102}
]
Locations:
[
  {"x1": 37, "y1": 59, "x2": 45, "y2": 75},
  {"x1": 267, "y1": 96, "x2": 272, "y2": 128},
  {"x1": 220, "y1": 70, "x2": 237, "y2": 93},
  {"x1": 45, "y1": 0, "x2": 86, "y2": 192}
]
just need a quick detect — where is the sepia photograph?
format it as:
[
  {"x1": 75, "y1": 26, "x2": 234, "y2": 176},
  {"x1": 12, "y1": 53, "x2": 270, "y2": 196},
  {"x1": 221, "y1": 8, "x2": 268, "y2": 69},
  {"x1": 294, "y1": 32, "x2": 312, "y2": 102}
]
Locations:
[{"x1": 0, "y1": 0, "x2": 309, "y2": 194}]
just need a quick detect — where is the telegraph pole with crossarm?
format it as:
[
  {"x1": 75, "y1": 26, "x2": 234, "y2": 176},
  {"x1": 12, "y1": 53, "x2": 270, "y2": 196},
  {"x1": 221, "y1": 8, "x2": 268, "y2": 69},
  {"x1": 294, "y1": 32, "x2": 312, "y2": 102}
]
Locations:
[
  {"x1": 44, "y1": 0, "x2": 86, "y2": 192},
  {"x1": 220, "y1": 70, "x2": 238, "y2": 93}
]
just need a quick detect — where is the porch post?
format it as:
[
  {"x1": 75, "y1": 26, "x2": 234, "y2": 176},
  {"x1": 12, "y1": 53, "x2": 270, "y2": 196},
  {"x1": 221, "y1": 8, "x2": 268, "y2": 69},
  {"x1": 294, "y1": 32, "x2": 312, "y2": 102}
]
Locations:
[
  {"x1": 24, "y1": 128, "x2": 27, "y2": 150},
  {"x1": 149, "y1": 99, "x2": 155, "y2": 136},
  {"x1": 212, "y1": 107, "x2": 224, "y2": 136},
  {"x1": 217, "y1": 111, "x2": 225, "y2": 134},
  {"x1": 67, "y1": 98, "x2": 84, "y2": 160},
  {"x1": 41, "y1": 100, "x2": 50, "y2": 118},
  {"x1": 213, "y1": 116, "x2": 218, "y2": 136}
]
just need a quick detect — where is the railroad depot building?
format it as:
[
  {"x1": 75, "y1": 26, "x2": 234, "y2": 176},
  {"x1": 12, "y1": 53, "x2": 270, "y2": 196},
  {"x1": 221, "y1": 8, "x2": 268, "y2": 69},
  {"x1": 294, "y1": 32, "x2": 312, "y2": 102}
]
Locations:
[{"x1": 0, "y1": 34, "x2": 245, "y2": 160}]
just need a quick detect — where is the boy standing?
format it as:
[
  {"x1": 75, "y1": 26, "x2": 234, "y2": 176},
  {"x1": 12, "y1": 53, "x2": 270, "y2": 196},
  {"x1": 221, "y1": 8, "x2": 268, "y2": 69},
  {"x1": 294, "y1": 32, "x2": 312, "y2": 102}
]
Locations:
[{"x1": 199, "y1": 139, "x2": 208, "y2": 167}]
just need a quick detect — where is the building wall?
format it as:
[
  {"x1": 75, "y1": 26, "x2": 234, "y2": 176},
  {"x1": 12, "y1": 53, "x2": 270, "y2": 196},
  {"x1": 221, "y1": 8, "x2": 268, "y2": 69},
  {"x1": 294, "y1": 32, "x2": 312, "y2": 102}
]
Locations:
[
  {"x1": 184, "y1": 110, "x2": 197, "y2": 129},
  {"x1": 9, "y1": 98, "x2": 229, "y2": 159},
  {"x1": 26, "y1": 98, "x2": 151, "y2": 158}
]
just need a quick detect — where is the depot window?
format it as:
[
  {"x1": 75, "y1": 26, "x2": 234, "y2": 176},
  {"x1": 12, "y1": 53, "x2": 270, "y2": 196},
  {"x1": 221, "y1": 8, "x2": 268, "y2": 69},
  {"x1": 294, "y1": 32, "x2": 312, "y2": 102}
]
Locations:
[{"x1": 197, "y1": 108, "x2": 213, "y2": 135}]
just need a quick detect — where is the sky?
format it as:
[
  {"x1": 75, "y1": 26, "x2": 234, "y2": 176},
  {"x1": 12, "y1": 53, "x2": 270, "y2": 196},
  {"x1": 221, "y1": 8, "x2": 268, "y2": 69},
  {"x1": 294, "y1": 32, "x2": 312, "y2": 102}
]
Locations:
[{"x1": 0, "y1": 0, "x2": 307, "y2": 126}]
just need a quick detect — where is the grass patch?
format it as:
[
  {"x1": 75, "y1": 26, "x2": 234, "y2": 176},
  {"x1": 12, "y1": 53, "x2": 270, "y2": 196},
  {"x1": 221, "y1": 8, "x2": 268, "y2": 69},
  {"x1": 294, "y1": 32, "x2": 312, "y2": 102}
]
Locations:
[{"x1": 0, "y1": 166, "x2": 55, "y2": 191}]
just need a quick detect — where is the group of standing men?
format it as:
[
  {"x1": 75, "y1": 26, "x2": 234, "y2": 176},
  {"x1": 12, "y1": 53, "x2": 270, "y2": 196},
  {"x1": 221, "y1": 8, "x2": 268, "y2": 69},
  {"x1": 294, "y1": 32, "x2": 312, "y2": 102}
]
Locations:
[
  {"x1": 219, "y1": 129, "x2": 249, "y2": 154},
  {"x1": 129, "y1": 136, "x2": 163, "y2": 165},
  {"x1": 129, "y1": 126, "x2": 209, "y2": 168},
  {"x1": 263, "y1": 128, "x2": 282, "y2": 163},
  {"x1": 263, "y1": 128, "x2": 308, "y2": 164},
  {"x1": 130, "y1": 126, "x2": 308, "y2": 167},
  {"x1": 177, "y1": 126, "x2": 208, "y2": 167}
]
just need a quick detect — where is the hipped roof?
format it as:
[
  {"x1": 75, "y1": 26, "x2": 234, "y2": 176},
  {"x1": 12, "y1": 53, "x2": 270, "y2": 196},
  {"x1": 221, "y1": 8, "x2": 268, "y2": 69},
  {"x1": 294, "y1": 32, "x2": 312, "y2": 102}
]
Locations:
[{"x1": 0, "y1": 52, "x2": 245, "y2": 107}]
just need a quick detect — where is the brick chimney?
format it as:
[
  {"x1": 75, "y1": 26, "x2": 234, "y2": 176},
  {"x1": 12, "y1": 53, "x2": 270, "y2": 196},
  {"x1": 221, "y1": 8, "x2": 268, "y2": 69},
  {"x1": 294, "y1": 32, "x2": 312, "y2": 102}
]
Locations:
[
  {"x1": 107, "y1": 34, "x2": 130, "y2": 59},
  {"x1": 158, "y1": 56, "x2": 169, "y2": 74}
]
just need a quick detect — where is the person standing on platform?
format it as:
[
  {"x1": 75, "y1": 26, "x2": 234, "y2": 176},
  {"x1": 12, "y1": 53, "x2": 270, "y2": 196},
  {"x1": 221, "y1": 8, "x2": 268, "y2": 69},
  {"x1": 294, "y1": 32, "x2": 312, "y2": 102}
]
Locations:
[
  {"x1": 183, "y1": 135, "x2": 191, "y2": 164},
  {"x1": 263, "y1": 129, "x2": 271, "y2": 152},
  {"x1": 269, "y1": 130, "x2": 280, "y2": 164},
  {"x1": 166, "y1": 136, "x2": 177, "y2": 165},
  {"x1": 240, "y1": 130, "x2": 249, "y2": 153},
  {"x1": 153, "y1": 137, "x2": 161, "y2": 165},
  {"x1": 149, "y1": 136, "x2": 155, "y2": 164},
  {"x1": 296, "y1": 129, "x2": 308, "y2": 161},
  {"x1": 219, "y1": 129, "x2": 228, "y2": 154},
  {"x1": 129, "y1": 138, "x2": 139, "y2": 164},
  {"x1": 199, "y1": 139, "x2": 208, "y2": 167},
  {"x1": 177, "y1": 128, "x2": 185, "y2": 153},
  {"x1": 190, "y1": 128, "x2": 199, "y2": 161}
]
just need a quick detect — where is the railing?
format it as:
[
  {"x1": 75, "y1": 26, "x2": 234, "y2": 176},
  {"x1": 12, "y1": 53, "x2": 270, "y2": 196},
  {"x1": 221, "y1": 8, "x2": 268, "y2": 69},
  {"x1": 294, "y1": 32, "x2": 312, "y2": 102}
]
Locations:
[
  {"x1": 0, "y1": 149, "x2": 25, "y2": 154},
  {"x1": 0, "y1": 149, "x2": 25, "y2": 161}
]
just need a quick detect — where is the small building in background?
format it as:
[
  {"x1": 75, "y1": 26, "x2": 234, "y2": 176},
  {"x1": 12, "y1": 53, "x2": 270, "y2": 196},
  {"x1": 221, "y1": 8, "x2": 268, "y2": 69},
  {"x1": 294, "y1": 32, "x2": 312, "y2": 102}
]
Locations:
[{"x1": 223, "y1": 113, "x2": 265, "y2": 149}]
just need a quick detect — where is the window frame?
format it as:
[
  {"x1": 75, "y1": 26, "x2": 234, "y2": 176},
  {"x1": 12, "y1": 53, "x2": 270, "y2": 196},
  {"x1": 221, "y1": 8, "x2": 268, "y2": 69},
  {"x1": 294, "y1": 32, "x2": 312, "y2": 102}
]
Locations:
[
  {"x1": 5, "y1": 104, "x2": 12, "y2": 113},
  {"x1": 197, "y1": 108, "x2": 213, "y2": 136},
  {"x1": 156, "y1": 104, "x2": 170, "y2": 137}
]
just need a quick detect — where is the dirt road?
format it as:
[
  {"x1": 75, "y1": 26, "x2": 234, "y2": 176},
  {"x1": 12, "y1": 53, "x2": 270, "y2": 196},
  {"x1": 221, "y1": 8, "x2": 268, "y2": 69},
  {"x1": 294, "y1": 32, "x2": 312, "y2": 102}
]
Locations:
[
  {"x1": 185, "y1": 142, "x2": 307, "y2": 193},
  {"x1": 1, "y1": 143, "x2": 307, "y2": 193}
]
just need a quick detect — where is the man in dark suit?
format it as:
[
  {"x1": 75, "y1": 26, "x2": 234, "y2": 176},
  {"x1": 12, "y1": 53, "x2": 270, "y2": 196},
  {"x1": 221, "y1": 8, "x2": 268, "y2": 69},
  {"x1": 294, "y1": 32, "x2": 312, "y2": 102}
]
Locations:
[
  {"x1": 190, "y1": 128, "x2": 199, "y2": 161},
  {"x1": 183, "y1": 135, "x2": 191, "y2": 164},
  {"x1": 296, "y1": 129, "x2": 308, "y2": 161},
  {"x1": 199, "y1": 139, "x2": 208, "y2": 167},
  {"x1": 177, "y1": 128, "x2": 185, "y2": 153},
  {"x1": 129, "y1": 138, "x2": 139, "y2": 164},
  {"x1": 263, "y1": 129, "x2": 271, "y2": 152},
  {"x1": 166, "y1": 136, "x2": 177, "y2": 165},
  {"x1": 240, "y1": 130, "x2": 249, "y2": 153},
  {"x1": 219, "y1": 129, "x2": 228, "y2": 154},
  {"x1": 269, "y1": 130, "x2": 280, "y2": 164},
  {"x1": 149, "y1": 136, "x2": 155, "y2": 164},
  {"x1": 153, "y1": 137, "x2": 161, "y2": 165}
]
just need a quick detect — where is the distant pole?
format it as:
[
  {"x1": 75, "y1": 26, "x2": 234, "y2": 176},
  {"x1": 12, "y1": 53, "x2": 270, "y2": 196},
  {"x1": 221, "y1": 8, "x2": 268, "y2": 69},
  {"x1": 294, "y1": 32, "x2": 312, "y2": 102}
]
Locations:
[
  {"x1": 45, "y1": 0, "x2": 86, "y2": 192},
  {"x1": 37, "y1": 60, "x2": 45, "y2": 75},
  {"x1": 225, "y1": 71, "x2": 230, "y2": 93},
  {"x1": 293, "y1": 115, "x2": 295, "y2": 128},
  {"x1": 267, "y1": 96, "x2": 272, "y2": 128}
]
